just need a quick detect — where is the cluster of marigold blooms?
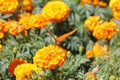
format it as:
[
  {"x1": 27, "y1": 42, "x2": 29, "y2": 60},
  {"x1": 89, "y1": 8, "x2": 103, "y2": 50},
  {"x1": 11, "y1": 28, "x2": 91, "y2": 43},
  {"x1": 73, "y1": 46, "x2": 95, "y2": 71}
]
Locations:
[
  {"x1": 0, "y1": 0, "x2": 70, "y2": 79},
  {"x1": 80, "y1": 0, "x2": 108, "y2": 7},
  {"x1": 0, "y1": 0, "x2": 34, "y2": 14},
  {"x1": 84, "y1": 14, "x2": 119, "y2": 60},
  {"x1": 85, "y1": 42, "x2": 108, "y2": 59},
  {"x1": 0, "y1": 0, "x2": 70, "y2": 51},
  {"x1": 84, "y1": 15, "x2": 118, "y2": 58},
  {"x1": 8, "y1": 44, "x2": 67, "y2": 80},
  {"x1": 85, "y1": 15, "x2": 118, "y2": 40}
]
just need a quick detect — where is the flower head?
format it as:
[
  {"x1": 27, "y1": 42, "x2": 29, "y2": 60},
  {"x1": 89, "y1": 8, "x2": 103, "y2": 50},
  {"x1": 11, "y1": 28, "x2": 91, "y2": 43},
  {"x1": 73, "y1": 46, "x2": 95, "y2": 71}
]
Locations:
[
  {"x1": 0, "y1": 0, "x2": 18, "y2": 14},
  {"x1": 6, "y1": 21, "x2": 24, "y2": 36},
  {"x1": 0, "y1": 20, "x2": 6, "y2": 39},
  {"x1": 92, "y1": 42, "x2": 108, "y2": 57},
  {"x1": 93, "y1": 21, "x2": 118, "y2": 39},
  {"x1": 33, "y1": 44, "x2": 66, "y2": 69},
  {"x1": 14, "y1": 63, "x2": 42, "y2": 80},
  {"x1": 86, "y1": 50, "x2": 93, "y2": 58},
  {"x1": 8, "y1": 58, "x2": 27, "y2": 75},
  {"x1": 22, "y1": 0, "x2": 34, "y2": 11},
  {"x1": 80, "y1": 0, "x2": 92, "y2": 4},
  {"x1": 109, "y1": 0, "x2": 120, "y2": 20},
  {"x1": 85, "y1": 16, "x2": 100, "y2": 32},
  {"x1": 19, "y1": 14, "x2": 50, "y2": 29},
  {"x1": 41, "y1": 1, "x2": 70, "y2": 22}
]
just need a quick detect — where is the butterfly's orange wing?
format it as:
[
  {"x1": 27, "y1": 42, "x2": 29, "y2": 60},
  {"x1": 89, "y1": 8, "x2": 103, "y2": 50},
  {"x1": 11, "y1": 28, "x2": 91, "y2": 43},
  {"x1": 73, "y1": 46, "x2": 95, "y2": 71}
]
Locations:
[{"x1": 56, "y1": 29, "x2": 77, "y2": 44}]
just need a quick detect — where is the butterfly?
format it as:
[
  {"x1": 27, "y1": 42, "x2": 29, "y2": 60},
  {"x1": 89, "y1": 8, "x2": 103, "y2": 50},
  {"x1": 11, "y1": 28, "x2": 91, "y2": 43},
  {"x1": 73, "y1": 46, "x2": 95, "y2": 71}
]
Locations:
[{"x1": 55, "y1": 29, "x2": 77, "y2": 44}]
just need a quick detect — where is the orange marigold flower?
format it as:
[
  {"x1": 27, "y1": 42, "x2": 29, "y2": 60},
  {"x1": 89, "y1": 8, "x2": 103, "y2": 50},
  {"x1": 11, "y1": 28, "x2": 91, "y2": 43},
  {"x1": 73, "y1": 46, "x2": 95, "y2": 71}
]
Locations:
[
  {"x1": 0, "y1": 0, "x2": 18, "y2": 14},
  {"x1": 28, "y1": 14, "x2": 50, "y2": 28},
  {"x1": 92, "y1": 42, "x2": 108, "y2": 57},
  {"x1": 14, "y1": 63, "x2": 42, "y2": 80},
  {"x1": 98, "y1": 1, "x2": 107, "y2": 7},
  {"x1": 93, "y1": 21, "x2": 118, "y2": 39},
  {"x1": 19, "y1": 14, "x2": 50, "y2": 29},
  {"x1": 41, "y1": 1, "x2": 70, "y2": 22},
  {"x1": 109, "y1": 0, "x2": 120, "y2": 20},
  {"x1": 93, "y1": 0, "x2": 99, "y2": 6},
  {"x1": 6, "y1": 21, "x2": 24, "y2": 36},
  {"x1": 19, "y1": 14, "x2": 31, "y2": 30},
  {"x1": 8, "y1": 58, "x2": 27, "y2": 75},
  {"x1": 86, "y1": 50, "x2": 93, "y2": 58},
  {"x1": 22, "y1": 0, "x2": 34, "y2": 11},
  {"x1": 80, "y1": 0, "x2": 92, "y2": 4},
  {"x1": 0, "y1": 20, "x2": 7, "y2": 39},
  {"x1": 33, "y1": 44, "x2": 66, "y2": 69},
  {"x1": 85, "y1": 15, "x2": 100, "y2": 32}
]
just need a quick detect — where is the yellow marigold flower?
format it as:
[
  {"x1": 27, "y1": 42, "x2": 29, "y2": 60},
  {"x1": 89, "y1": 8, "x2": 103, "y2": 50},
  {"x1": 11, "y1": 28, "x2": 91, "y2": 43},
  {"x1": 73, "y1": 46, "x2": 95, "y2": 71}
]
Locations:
[
  {"x1": 109, "y1": 0, "x2": 119, "y2": 8},
  {"x1": 6, "y1": 21, "x2": 24, "y2": 36},
  {"x1": 33, "y1": 44, "x2": 66, "y2": 69},
  {"x1": 0, "y1": 44, "x2": 2, "y2": 52},
  {"x1": 92, "y1": 43, "x2": 108, "y2": 57},
  {"x1": 14, "y1": 63, "x2": 42, "y2": 80},
  {"x1": 85, "y1": 16, "x2": 100, "y2": 32},
  {"x1": 93, "y1": 21, "x2": 118, "y2": 39},
  {"x1": 8, "y1": 58, "x2": 27, "y2": 75},
  {"x1": 86, "y1": 50, "x2": 93, "y2": 58},
  {"x1": 109, "y1": 0, "x2": 120, "y2": 20},
  {"x1": 41, "y1": 1, "x2": 70, "y2": 22},
  {"x1": 0, "y1": 0, "x2": 18, "y2": 14},
  {"x1": 22, "y1": 0, "x2": 34, "y2": 11}
]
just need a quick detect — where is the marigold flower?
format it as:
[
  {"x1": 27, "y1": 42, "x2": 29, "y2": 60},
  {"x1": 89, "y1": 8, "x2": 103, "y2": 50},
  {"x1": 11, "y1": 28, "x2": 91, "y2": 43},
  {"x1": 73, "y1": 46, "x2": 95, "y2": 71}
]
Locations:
[
  {"x1": 92, "y1": 43, "x2": 108, "y2": 57},
  {"x1": 80, "y1": 0, "x2": 107, "y2": 7},
  {"x1": 0, "y1": 20, "x2": 6, "y2": 39},
  {"x1": 0, "y1": 0, "x2": 18, "y2": 14},
  {"x1": 98, "y1": 1, "x2": 107, "y2": 7},
  {"x1": 6, "y1": 21, "x2": 24, "y2": 36},
  {"x1": 8, "y1": 58, "x2": 27, "y2": 75},
  {"x1": 85, "y1": 15, "x2": 100, "y2": 32},
  {"x1": 19, "y1": 14, "x2": 31, "y2": 30},
  {"x1": 14, "y1": 63, "x2": 42, "y2": 80},
  {"x1": 0, "y1": 44, "x2": 2, "y2": 52},
  {"x1": 41, "y1": 1, "x2": 70, "y2": 22},
  {"x1": 80, "y1": 0, "x2": 92, "y2": 4},
  {"x1": 33, "y1": 44, "x2": 66, "y2": 69},
  {"x1": 19, "y1": 14, "x2": 50, "y2": 29},
  {"x1": 86, "y1": 50, "x2": 93, "y2": 58},
  {"x1": 28, "y1": 14, "x2": 50, "y2": 28},
  {"x1": 93, "y1": 0, "x2": 99, "y2": 6},
  {"x1": 93, "y1": 21, "x2": 118, "y2": 39},
  {"x1": 109, "y1": 0, "x2": 120, "y2": 20},
  {"x1": 22, "y1": 0, "x2": 34, "y2": 11}
]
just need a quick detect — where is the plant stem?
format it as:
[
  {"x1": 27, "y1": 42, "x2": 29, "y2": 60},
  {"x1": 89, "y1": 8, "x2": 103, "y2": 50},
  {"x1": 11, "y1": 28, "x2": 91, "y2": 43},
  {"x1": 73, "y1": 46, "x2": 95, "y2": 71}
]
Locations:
[{"x1": 44, "y1": 27, "x2": 58, "y2": 44}]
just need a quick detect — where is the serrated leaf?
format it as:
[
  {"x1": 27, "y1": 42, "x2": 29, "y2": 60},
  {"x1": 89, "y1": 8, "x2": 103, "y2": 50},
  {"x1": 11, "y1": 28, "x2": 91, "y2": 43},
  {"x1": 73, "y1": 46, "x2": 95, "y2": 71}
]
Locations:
[{"x1": 2, "y1": 14, "x2": 13, "y2": 19}]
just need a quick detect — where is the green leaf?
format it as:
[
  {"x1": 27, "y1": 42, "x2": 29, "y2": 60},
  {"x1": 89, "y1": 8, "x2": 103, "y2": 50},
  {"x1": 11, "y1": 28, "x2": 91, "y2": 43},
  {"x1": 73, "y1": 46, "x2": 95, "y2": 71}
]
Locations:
[{"x1": 2, "y1": 14, "x2": 13, "y2": 19}]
